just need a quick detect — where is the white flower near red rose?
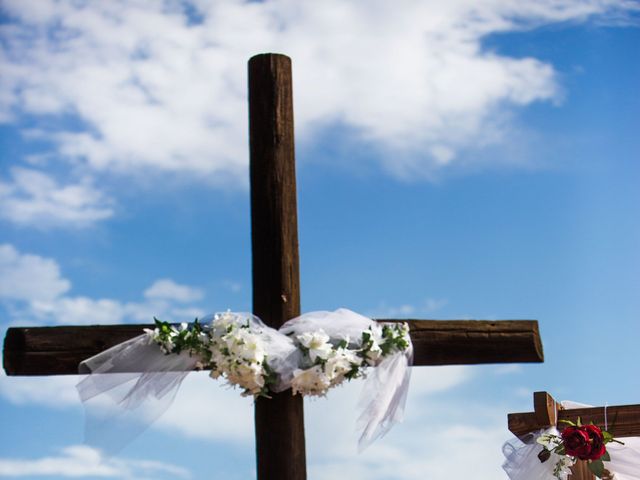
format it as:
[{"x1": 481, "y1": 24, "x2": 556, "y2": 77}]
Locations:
[{"x1": 537, "y1": 432, "x2": 575, "y2": 480}]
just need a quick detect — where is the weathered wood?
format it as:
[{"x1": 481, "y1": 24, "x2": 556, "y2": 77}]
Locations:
[
  {"x1": 3, "y1": 324, "x2": 144, "y2": 375},
  {"x1": 509, "y1": 404, "x2": 640, "y2": 438},
  {"x1": 533, "y1": 391, "x2": 558, "y2": 427},
  {"x1": 3, "y1": 319, "x2": 543, "y2": 376},
  {"x1": 569, "y1": 460, "x2": 595, "y2": 480},
  {"x1": 508, "y1": 391, "x2": 640, "y2": 438},
  {"x1": 249, "y1": 53, "x2": 305, "y2": 480},
  {"x1": 397, "y1": 319, "x2": 543, "y2": 366}
]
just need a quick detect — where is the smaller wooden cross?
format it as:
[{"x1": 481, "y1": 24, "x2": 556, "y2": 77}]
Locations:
[{"x1": 508, "y1": 391, "x2": 640, "y2": 480}]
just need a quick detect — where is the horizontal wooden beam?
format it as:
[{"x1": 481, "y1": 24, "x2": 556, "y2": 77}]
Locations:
[
  {"x1": 3, "y1": 319, "x2": 543, "y2": 376},
  {"x1": 399, "y1": 319, "x2": 543, "y2": 367},
  {"x1": 509, "y1": 392, "x2": 640, "y2": 438}
]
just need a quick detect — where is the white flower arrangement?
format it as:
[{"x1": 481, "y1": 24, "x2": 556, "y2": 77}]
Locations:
[
  {"x1": 145, "y1": 312, "x2": 411, "y2": 399},
  {"x1": 536, "y1": 432, "x2": 576, "y2": 480}
]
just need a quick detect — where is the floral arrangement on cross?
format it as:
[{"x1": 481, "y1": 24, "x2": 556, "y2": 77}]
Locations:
[
  {"x1": 537, "y1": 417, "x2": 624, "y2": 479},
  {"x1": 145, "y1": 311, "x2": 411, "y2": 398}
]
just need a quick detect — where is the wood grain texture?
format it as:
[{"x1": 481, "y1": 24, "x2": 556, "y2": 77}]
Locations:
[
  {"x1": 508, "y1": 403, "x2": 640, "y2": 438},
  {"x1": 248, "y1": 52, "x2": 306, "y2": 480},
  {"x1": 569, "y1": 461, "x2": 595, "y2": 480},
  {"x1": 3, "y1": 319, "x2": 542, "y2": 376},
  {"x1": 388, "y1": 319, "x2": 543, "y2": 366}
]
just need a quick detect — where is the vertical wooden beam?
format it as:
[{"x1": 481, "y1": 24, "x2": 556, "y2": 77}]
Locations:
[
  {"x1": 533, "y1": 391, "x2": 560, "y2": 427},
  {"x1": 249, "y1": 53, "x2": 306, "y2": 480},
  {"x1": 569, "y1": 460, "x2": 595, "y2": 480}
]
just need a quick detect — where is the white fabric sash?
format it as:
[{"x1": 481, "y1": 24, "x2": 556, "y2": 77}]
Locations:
[{"x1": 76, "y1": 308, "x2": 413, "y2": 453}]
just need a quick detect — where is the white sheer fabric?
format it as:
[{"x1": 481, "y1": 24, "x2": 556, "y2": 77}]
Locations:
[
  {"x1": 76, "y1": 308, "x2": 413, "y2": 453},
  {"x1": 279, "y1": 308, "x2": 413, "y2": 450},
  {"x1": 502, "y1": 401, "x2": 640, "y2": 480}
]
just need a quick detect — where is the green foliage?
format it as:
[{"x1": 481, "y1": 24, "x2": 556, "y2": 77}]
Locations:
[
  {"x1": 588, "y1": 459, "x2": 605, "y2": 478},
  {"x1": 147, "y1": 316, "x2": 412, "y2": 398}
]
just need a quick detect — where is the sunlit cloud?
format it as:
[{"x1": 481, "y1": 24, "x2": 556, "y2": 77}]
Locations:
[
  {"x1": 0, "y1": 244, "x2": 205, "y2": 325},
  {"x1": 0, "y1": 445, "x2": 190, "y2": 479},
  {"x1": 1, "y1": 0, "x2": 634, "y2": 191},
  {"x1": 0, "y1": 168, "x2": 114, "y2": 229}
]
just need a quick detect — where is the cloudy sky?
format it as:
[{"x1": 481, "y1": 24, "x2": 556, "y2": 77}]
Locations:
[{"x1": 1, "y1": 0, "x2": 639, "y2": 479}]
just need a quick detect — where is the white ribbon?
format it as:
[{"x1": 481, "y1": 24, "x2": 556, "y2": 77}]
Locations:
[{"x1": 76, "y1": 308, "x2": 413, "y2": 453}]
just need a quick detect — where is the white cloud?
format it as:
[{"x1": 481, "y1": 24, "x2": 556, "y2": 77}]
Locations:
[
  {"x1": 0, "y1": 445, "x2": 190, "y2": 479},
  {"x1": 0, "y1": 0, "x2": 635, "y2": 184},
  {"x1": 0, "y1": 168, "x2": 114, "y2": 229},
  {"x1": 494, "y1": 364, "x2": 524, "y2": 375},
  {"x1": 0, "y1": 370, "x2": 254, "y2": 446},
  {"x1": 306, "y1": 421, "x2": 512, "y2": 480},
  {"x1": 30, "y1": 297, "x2": 127, "y2": 325},
  {"x1": 222, "y1": 280, "x2": 242, "y2": 293},
  {"x1": 304, "y1": 370, "x2": 516, "y2": 480},
  {"x1": 410, "y1": 365, "x2": 471, "y2": 395},
  {"x1": 0, "y1": 244, "x2": 205, "y2": 325},
  {"x1": 0, "y1": 372, "x2": 80, "y2": 408},
  {"x1": 157, "y1": 372, "x2": 254, "y2": 443},
  {"x1": 144, "y1": 278, "x2": 204, "y2": 303},
  {"x1": 370, "y1": 297, "x2": 448, "y2": 318},
  {"x1": 0, "y1": 243, "x2": 70, "y2": 302}
]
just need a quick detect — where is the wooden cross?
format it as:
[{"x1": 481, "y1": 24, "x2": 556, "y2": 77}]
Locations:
[
  {"x1": 3, "y1": 53, "x2": 545, "y2": 480},
  {"x1": 508, "y1": 391, "x2": 640, "y2": 480}
]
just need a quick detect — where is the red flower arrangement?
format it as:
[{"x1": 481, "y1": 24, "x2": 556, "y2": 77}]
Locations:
[
  {"x1": 561, "y1": 424, "x2": 607, "y2": 461},
  {"x1": 537, "y1": 418, "x2": 623, "y2": 479}
]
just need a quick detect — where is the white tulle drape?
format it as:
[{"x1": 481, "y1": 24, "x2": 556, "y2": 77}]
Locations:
[
  {"x1": 76, "y1": 308, "x2": 413, "y2": 453},
  {"x1": 502, "y1": 401, "x2": 640, "y2": 480}
]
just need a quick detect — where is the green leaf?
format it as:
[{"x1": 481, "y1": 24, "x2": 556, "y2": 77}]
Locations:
[
  {"x1": 537, "y1": 448, "x2": 551, "y2": 463},
  {"x1": 588, "y1": 459, "x2": 605, "y2": 478},
  {"x1": 601, "y1": 451, "x2": 611, "y2": 462}
]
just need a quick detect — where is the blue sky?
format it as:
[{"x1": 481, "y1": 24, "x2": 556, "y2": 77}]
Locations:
[{"x1": 0, "y1": 1, "x2": 639, "y2": 479}]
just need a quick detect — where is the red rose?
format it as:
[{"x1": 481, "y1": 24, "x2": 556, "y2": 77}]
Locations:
[
  {"x1": 583, "y1": 424, "x2": 606, "y2": 460},
  {"x1": 561, "y1": 424, "x2": 606, "y2": 461}
]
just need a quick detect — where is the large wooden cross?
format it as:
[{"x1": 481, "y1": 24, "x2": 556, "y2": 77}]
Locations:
[
  {"x1": 508, "y1": 391, "x2": 640, "y2": 480},
  {"x1": 3, "y1": 53, "x2": 544, "y2": 480}
]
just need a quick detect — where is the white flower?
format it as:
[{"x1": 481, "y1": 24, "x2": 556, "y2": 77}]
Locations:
[
  {"x1": 364, "y1": 340, "x2": 382, "y2": 366},
  {"x1": 369, "y1": 324, "x2": 384, "y2": 343},
  {"x1": 291, "y1": 365, "x2": 331, "y2": 396},
  {"x1": 144, "y1": 328, "x2": 162, "y2": 346},
  {"x1": 324, "y1": 348, "x2": 360, "y2": 381},
  {"x1": 552, "y1": 455, "x2": 576, "y2": 480},
  {"x1": 227, "y1": 362, "x2": 265, "y2": 395},
  {"x1": 212, "y1": 311, "x2": 238, "y2": 337},
  {"x1": 297, "y1": 330, "x2": 333, "y2": 362},
  {"x1": 234, "y1": 329, "x2": 266, "y2": 363},
  {"x1": 537, "y1": 433, "x2": 556, "y2": 448},
  {"x1": 159, "y1": 338, "x2": 175, "y2": 354}
]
